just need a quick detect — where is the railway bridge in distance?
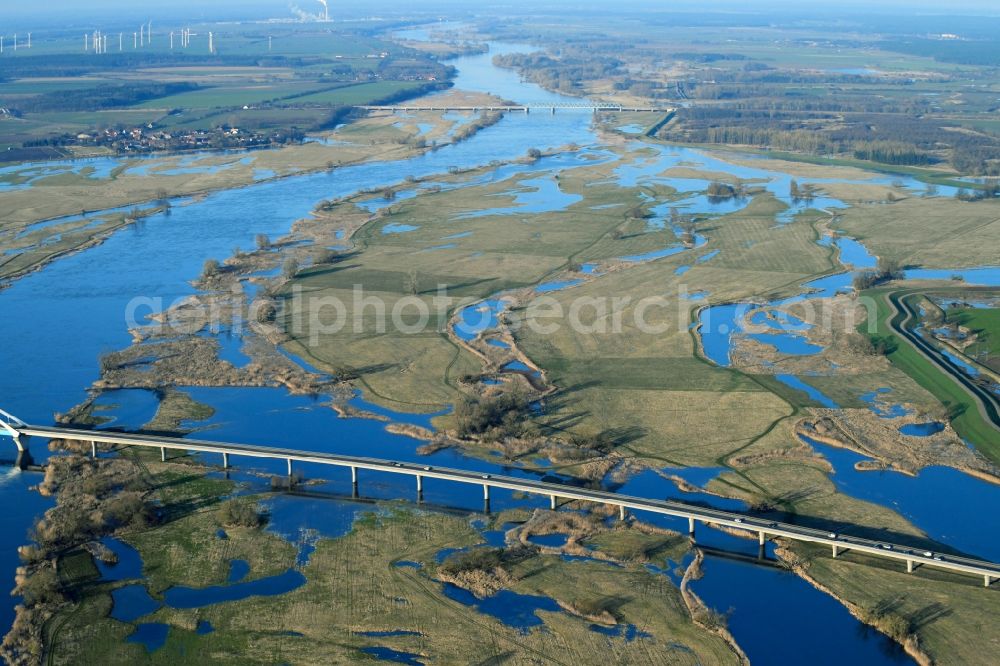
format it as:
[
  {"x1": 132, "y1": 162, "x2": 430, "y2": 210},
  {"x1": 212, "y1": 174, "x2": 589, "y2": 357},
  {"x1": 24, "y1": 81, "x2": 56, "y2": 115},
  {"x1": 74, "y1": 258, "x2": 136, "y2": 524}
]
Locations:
[
  {"x1": 354, "y1": 103, "x2": 674, "y2": 114},
  {"x1": 1, "y1": 408, "x2": 997, "y2": 589}
]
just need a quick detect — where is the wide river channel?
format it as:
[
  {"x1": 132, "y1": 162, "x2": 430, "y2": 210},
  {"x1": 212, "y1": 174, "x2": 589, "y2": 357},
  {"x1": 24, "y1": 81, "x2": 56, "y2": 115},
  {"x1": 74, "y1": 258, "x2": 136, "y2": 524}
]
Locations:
[{"x1": 0, "y1": 24, "x2": 995, "y2": 663}]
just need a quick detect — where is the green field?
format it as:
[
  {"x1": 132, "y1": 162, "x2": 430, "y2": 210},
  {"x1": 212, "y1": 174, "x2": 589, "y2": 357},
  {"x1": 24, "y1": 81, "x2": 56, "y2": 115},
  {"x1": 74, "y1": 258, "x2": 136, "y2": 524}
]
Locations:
[
  {"x1": 0, "y1": 23, "x2": 450, "y2": 155},
  {"x1": 865, "y1": 289, "x2": 1000, "y2": 460},
  {"x1": 946, "y1": 306, "x2": 1000, "y2": 360},
  {"x1": 291, "y1": 81, "x2": 433, "y2": 105},
  {"x1": 134, "y1": 82, "x2": 336, "y2": 109}
]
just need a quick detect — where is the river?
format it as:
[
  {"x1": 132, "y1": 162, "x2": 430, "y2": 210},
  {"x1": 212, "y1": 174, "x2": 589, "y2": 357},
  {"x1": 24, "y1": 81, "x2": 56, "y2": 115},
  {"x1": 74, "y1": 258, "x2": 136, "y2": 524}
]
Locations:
[{"x1": 0, "y1": 22, "x2": 986, "y2": 663}]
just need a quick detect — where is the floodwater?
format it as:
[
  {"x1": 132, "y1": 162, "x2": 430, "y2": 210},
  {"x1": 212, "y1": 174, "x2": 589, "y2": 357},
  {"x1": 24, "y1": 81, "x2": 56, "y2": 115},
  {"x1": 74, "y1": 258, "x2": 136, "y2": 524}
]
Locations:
[
  {"x1": 799, "y1": 435, "x2": 1000, "y2": 562},
  {"x1": 0, "y1": 22, "x2": 977, "y2": 663}
]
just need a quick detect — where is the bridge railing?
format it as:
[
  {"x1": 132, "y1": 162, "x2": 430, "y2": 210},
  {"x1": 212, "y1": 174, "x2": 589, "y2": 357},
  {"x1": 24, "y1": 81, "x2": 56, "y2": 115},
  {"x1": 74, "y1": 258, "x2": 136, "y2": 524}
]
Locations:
[{"x1": 0, "y1": 409, "x2": 25, "y2": 438}]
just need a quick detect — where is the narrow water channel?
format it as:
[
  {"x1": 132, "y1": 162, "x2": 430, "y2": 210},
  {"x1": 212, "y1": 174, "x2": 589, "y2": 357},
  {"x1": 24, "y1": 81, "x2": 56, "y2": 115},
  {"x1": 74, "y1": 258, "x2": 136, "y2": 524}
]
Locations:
[{"x1": 0, "y1": 22, "x2": 985, "y2": 662}]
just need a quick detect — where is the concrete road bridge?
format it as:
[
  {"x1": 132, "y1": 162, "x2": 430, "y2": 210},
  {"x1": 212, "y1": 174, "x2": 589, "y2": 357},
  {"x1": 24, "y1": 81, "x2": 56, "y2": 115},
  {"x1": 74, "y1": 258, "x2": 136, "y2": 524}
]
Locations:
[{"x1": 2, "y1": 414, "x2": 998, "y2": 588}]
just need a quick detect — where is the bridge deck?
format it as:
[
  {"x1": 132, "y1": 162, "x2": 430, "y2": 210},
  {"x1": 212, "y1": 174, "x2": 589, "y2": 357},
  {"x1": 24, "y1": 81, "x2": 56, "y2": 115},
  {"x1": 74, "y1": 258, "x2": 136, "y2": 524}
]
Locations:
[
  {"x1": 9, "y1": 423, "x2": 1000, "y2": 586},
  {"x1": 355, "y1": 105, "x2": 673, "y2": 112}
]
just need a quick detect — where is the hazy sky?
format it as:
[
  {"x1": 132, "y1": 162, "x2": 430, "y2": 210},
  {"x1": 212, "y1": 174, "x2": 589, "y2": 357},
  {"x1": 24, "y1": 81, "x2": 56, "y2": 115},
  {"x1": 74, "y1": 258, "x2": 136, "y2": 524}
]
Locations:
[
  {"x1": 13, "y1": 0, "x2": 1000, "y2": 11},
  {"x1": 4, "y1": 0, "x2": 1000, "y2": 27}
]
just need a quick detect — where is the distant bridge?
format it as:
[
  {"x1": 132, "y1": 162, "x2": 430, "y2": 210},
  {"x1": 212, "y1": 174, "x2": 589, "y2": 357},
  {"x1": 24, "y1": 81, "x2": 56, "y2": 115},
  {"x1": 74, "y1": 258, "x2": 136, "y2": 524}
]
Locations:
[
  {"x1": 355, "y1": 103, "x2": 673, "y2": 114},
  {"x1": 2, "y1": 412, "x2": 998, "y2": 588}
]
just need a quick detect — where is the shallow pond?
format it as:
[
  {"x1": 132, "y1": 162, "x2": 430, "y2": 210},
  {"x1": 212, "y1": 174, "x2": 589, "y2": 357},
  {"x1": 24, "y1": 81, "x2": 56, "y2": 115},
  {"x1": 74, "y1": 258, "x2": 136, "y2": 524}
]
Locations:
[
  {"x1": 526, "y1": 533, "x2": 569, "y2": 548},
  {"x1": 899, "y1": 422, "x2": 945, "y2": 437},
  {"x1": 535, "y1": 278, "x2": 583, "y2": 293},
  {"x1": 455, "y1": 175, "x2": 582, "y2": 218},
  {"x1": 774, "y1": 375, "x2": 839, "y2": 408},
  {"x1": 453, "y1": 298, "x2": 510, "y2": 341},
  {"x1": 440, "y1": 583, "x2": 562, "y2": 633},
  {"x1": 127, "y1": 623, "x2": 170, "y2": 653},
  {"x1": 861, "y1": 388, "x2": 912, "y2": 419},
  {"x1": 360, "y1": 646, "x2": 425, "y2": 665}
]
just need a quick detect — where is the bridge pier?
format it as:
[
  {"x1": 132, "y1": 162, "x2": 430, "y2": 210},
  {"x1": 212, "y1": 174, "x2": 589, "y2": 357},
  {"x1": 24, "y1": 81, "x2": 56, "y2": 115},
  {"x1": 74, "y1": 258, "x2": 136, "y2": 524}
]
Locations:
[
  {"x1": 15, "y1": 450, "x2": 32, "y2": 471},
  {"x1": 287, "y1": 458, "x2": 293, "y2": 477},
  {"x1": 12, "y1": 434, "x2": 25, "y2": 453},
  {"x1": 907, "y1": 559, "x2": 914, "y2": 573},
  {"x1": 550, "y1": 107, "x2": 555, "y2": 115},
  {"x1": 550, "y1": 494, "x2": 557, "y2": 510},
  {"x1": 483, "y1": 483, "x2": 490, "y2": 502},
  {"x1": 619, "y1": 505, "x2": 626, "y2": 521},
  {"x1": 91, "y1": 440, "x2": 97, "y2": 458},
  {"x1": 416, "y1": 475, "x2": 423, "y2": 494},
  {"x1": 351, "y1": 466, "x2": 357, "y2": 484},
  {"x1": 758, "y1": 531, "x2": 766, "y2": 546},
  {"x1": 222, "y1": 452, "x2": 229, "y2": 469},
  {"x1": 160, "y1": 446, "x2": 166, "y2": 462},
  {"x1": 688, "y1": 517, "x2": 696, "y2": 536},
  {"x1": 832, "y1": 544, "x2": 840, "y2": 558},
  {"x1": 986, "y1": 575, "x2": 994, "y2": 588}
]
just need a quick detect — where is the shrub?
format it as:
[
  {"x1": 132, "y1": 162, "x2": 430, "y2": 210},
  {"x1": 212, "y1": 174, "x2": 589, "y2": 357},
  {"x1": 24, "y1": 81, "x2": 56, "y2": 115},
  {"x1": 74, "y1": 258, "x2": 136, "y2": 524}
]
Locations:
[
  {"x1": 17, "y1": 565, "x2": 64, "y2": 607},
  {"x1": 282, "y1": 258, "x2": 299, "y2": 278},
  {"x1": 439, "y1": 547, "x2": 503, "y2": 575},
  {"x1": 219, "y1": 500, "x2": 264, "y2": 528},
  {"x1": 103, "y1": 494, "x2": 156, "y2": 529},
  {"x1": 706, "y1": 181, "x2": 736, "y2": 200},
  {"x1": 201, "y1": 259, "x2": 221, "y2": 279},
  {"x1": 693, "y1": 606, "x2": 729, "y2": 630},
  {"x1": 853, "y1": 258, "x2": 903, "y2": 290},
  {"x1": 869, "y1": 334, "x2": 898, "y2": 355},
  {"x1": 256, "y1": 302, "x2": 277, "y2": 324},
  {"x1": 857, "y1": 602, "x2": 913, "y2": 642},
  {"x1": 313, "y1": 249, "x2": 339, "y2": 264},
  {"x1": 454, "y1": 393, "x2": 535, "y2": 440}
]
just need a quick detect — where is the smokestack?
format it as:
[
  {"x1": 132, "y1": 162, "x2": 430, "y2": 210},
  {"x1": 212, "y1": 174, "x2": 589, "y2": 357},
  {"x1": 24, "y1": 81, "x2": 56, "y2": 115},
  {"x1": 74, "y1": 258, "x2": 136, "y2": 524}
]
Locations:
[
  {"x1": 134, "y1": 32, "x2": 137, "y2": 49},
  {"x1": 120, "y1": 33, "x2": 123, "y2": 51},
  {"x1": 103, "y1": 35, "x2": 107, "y2": 54},
  {"x1": 268, "y1": 35, "x2": 272, "y2": 52},
  {"x1": 27, "y1": 33, "x2": 30, "y2": 49},
  {"x1": 13, "y1": 34, "x2": 16, "y2": 52},
  {"x1": 148, "y1": 21, "x2": 152, "y2": 45},
  {"x1": 140, "y1": 24, "x2": 144, "y2": 47},
  {"x1": 209, "y1": 31, "x2": 214, "y2": 54},
  {"x1": 85, "y1": 34, "x2": 89, "y2": 52}
]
